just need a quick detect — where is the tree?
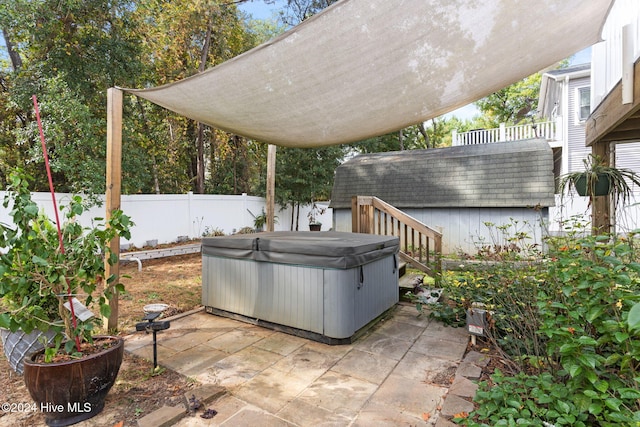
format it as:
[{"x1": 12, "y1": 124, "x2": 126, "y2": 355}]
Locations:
[
  {"x1": 271, "y1": 145, "x2": 346, "y2": 230},
  {"x1": 244, "y1": 14, "x2": 286, "y2": 43},
  {"x1": 267, "y1": 0, "x2": 338, "y2": 26},
  {"x1": 0, "y1": 0, "x2": 146, "y2": 193},
  {"x1": 474, "y1": 73, "x2": 542, "y2": 127},
  {"x1": 206, "y1": 133, "x2": 263, "y2": 194},
  {"x1": 133, "y1": 0, "x2": 258, "y2": 194},
  {"x1": 0, "y1": 0, "x2": 264, "y2": 195}
]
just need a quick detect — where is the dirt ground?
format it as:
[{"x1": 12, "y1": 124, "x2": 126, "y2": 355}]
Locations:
[{"x1": 0, "y1": 251, "x2": 203, "y2": 427}]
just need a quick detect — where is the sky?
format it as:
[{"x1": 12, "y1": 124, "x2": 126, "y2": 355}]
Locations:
[{"x1": 237, "y1": 0, "x2": 287, "y2": 20}]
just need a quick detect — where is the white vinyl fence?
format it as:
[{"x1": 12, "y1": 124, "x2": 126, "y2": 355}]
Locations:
[{"x1": 0, "y1": 192, "x2": 333, "y2": 249}]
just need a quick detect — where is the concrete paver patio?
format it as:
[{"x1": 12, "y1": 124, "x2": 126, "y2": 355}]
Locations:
[{"x1": 126, "y1": 303, "x2": 475, "y2": 426}]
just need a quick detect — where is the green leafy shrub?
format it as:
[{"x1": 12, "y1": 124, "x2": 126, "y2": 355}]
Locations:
[
  {"x1": 425, "y1": 221, "x2": 640, "y2": 426},
  {"x1": 0, "y1": 169, "x2": 133, "y2": 360}
]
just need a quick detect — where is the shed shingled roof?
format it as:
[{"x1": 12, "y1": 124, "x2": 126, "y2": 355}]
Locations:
[{"x1": 330, "y1": 139, "x2": 555, "y2": 209}]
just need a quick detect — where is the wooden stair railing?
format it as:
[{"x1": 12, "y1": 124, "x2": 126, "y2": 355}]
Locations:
[{"x1": 351, "y1": 196, "x2": 442, "y2": 277}]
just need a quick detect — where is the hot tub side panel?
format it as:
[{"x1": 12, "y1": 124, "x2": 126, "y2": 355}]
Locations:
[
  {"x1": 202, "y1": 256, "x2": 259, "y2": 317},
  {"x1": 259, "y1": 262, "x2": 324, "y2": 334},
  {"x1": 202, "y1": 255, "x2": 325, "y2": 335},
  {"x1": 323, "y1": 254, "x2": 399, "y2": 339}
]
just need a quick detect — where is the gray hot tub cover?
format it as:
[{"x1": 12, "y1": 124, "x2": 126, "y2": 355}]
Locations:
[{"x1": 201, "y1": 231, "x2": 399, "y2": 269}]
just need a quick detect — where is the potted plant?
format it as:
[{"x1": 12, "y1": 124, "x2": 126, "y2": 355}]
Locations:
[
  {"x1": 307, "y1": 202, "x2": 326, "y2": 231},
  {"x1": 251, "y1": 209, "x2": 278, "y2": 232},
  {"x1": 559, "y1": 154, "x2": 640, "y2": 205},
  {"x1": 0, "y1": 169, "x2": 133, "y2": 426}
]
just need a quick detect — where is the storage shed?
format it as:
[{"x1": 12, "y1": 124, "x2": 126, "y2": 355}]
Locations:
[{"x1": 330, "y1": 139, "x2": 556, "y2": 255}]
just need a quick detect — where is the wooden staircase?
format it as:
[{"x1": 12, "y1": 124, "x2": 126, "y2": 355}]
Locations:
[{"x1": 351, "y1": 196, "x2": 442, "y2": 279}]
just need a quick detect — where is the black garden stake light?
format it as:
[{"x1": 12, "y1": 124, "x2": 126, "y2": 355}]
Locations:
[{"x1": 136, "y1": 304, "x2": 170, "y2": 370}]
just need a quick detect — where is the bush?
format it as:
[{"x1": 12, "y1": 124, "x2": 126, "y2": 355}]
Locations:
[{"x1": 429, "y1": 225, "x2": 640, "y2": 426}]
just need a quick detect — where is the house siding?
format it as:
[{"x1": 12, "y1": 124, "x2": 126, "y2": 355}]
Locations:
[
  {"x1": 543, "y1": 64, "x2": 640, "y2": 235},
  {"x1": 331, "y1": 140, "x2": 554, "y2": 255},
  {"x1": 616, "y1": 143, "x2": 640, "y2": 175},
  {"x1": 567, "y1": 76, "x2": 591, "y2": 172},
  {"x1": 616, "y1": 142, "x2": 640, "y2": 234},
  {"x1": 591, "y1": 0, "x2": 640, "y2": 109}
]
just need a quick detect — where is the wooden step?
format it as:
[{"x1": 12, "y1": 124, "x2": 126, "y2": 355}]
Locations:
[{"x1": 398, "y1": 262, "x2": 407, "y2": 278}]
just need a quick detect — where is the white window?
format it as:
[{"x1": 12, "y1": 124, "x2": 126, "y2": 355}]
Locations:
[{"x1": 577, "y1": 87, "x2": 590, "y2": 121}]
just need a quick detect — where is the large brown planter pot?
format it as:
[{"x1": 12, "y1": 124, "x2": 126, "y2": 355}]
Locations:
[{"x1": 23, "y1": 335, "x2": 124, "y2": 427}]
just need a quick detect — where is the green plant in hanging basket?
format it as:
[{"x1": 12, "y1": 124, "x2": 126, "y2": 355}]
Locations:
[{"x1": 559, "y1": 154, "x2": 640, "y2": 205}]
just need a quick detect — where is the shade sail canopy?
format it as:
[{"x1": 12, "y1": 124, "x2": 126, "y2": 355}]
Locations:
[{"x1": 122, "y1": 0, "x2": 613, "y2": 148}]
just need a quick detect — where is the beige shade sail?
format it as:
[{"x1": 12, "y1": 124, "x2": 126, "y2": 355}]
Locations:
[{"x1": 122, "y1": 0, "x2": 613, "y2": 148}]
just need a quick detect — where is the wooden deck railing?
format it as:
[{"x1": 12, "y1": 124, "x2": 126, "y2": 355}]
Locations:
[{"x1": 351, "y1": 196, "x2": 442, "y2": 277}]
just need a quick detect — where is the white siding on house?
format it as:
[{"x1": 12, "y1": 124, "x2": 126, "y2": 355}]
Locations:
[
  {"x1": 567, "y1": 76, "x2": 591, "y2": 173},
  {"x1": 615, "y1": 143, "x2": 640, "y2": 234},
  {"x1": 591, "y1": 0, "x2": 640, "y2": 110},
  {"x1": 549, "y1": 69, "x2": 640, "y2": 235},
  {"x1": 616, "y1": 143, "x2": 640, "y2": 173}
]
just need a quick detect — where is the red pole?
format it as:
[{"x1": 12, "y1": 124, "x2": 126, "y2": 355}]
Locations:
[{"x1": 32, "y1": 95, "x2": 81, "y2": 351}]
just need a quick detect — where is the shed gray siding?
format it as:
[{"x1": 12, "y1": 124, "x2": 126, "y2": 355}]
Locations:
[
  {"x1": 331, "y1": 139, "x2": 555, "y2": 209},
  {"x1": 333, "y1": 207, "x2": 547, "y2": 255}
]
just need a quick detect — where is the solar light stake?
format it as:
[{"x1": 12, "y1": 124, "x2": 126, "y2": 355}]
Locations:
[{"x1": 135, "y1": 311, "x2": 170, "y2": 370}]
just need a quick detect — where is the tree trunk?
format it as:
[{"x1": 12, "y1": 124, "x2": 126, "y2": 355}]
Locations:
[
  {"x1": 430, "y1": 118, "x2": 440, "y2": 148},
  {"x1": 196, "y1": 123, "x2": 205, "y2": 193},
  {"x1": 135, "y1": 99, "x2": 160, "y2": 194},
  {"x1": 417, "y1": 122, "x2": 429, "y2": 148},
  {"x1": 2, "y1": 29, "x2": 22, "y2": 71},
  {"x1": 195, "y1": 22, "x2": 213, "y2": 194}
]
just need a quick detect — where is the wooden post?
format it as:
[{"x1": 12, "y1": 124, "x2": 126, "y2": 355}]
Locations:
[
  {"x1": 592, "y1": 142, "x2": 611, "y2": 235},
  {"x1": 105, "y1": 88, "x2": 123, "y2": 331},
  {"x1": 266, "y1": 144, "x2": 276, "y2": 232},
  {"x1": 351, "y1": 196, "x2": 359, "y2": 232}
]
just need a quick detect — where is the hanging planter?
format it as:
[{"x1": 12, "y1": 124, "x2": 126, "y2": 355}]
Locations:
[
  {"x1": 559, "y1": 154, "x2": 640, "y2": 205},
  {"x1": 574, "y1": 173, "x2": 611, "y2": 197}
]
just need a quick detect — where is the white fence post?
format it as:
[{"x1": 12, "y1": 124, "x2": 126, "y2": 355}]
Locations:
[{"x1": 187, "y1": 191, "x2": 194, "y2": 239}]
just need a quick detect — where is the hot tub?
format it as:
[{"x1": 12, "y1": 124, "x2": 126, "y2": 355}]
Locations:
[{"x1": 202, "y1": 231, "x2": 399, "y2": 344}]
